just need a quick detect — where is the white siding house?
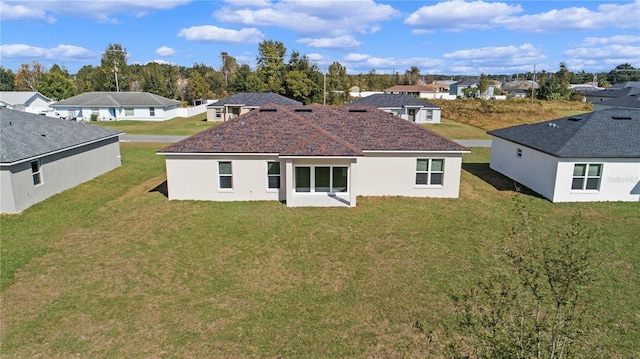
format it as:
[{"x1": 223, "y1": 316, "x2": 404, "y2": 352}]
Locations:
[
  {"x1": 1, "y1": 108, "x2": 123, "y2": 213},
  {"x1": 347, "y1": 93, "x2": 441, "y2": 124},
  {"x1": 488, "y1": 108, "x2": 640, "y2": 202},
  {"x1": 51, "y1": 92, "x2": 180, "y2": 121},
  {"x1": 159, "y1": 104, "x2": 469, "y2": 207},
  {"x1": 0, "y1": 91, "x2": 53, "y2": 114}
]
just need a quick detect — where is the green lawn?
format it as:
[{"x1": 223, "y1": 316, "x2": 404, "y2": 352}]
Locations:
[
  {"x1": 1, "y1": 144, "x2": 638, "y2": 357},
  {"x1": 423, "y1": 118, "x2": 491, "y2": 139},
  {"x1": 90, "y1": 112, "x2": 218, "y2": 136}
]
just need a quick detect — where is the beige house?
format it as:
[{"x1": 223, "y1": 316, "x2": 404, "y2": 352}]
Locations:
[{"x1": 206, "y1": 92, "x2": 301, "y2": 122}]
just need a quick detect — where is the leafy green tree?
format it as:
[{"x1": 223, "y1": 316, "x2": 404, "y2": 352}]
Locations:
[
  {"x1": 220, "y1": 51, "x2": 238, "y2": 91},
  {"x1": 607, "y1": 63, "x2": 640, "y2": 83},
  {"x1": 256, "y1": 40, "x2": 287, "y2": 94},
  {"x1": 188, "y1": 70, "x2": 209, "y2": 102},
  {"x1": 0, "y1": 66, "x2": 15, "y2": 91},
  {"x1": 100, "y1": 43, "x2": 129, "y2": 91},
  {"x1": 477, "y1": 73, "x2": 491, "y2": 99},
  {"x1": 229, "y1": 64, "x2": 264, "y2": 93},
  {"x1": 140, "y1": 62, "x2": 167, "y2": 97},
  {"x1": 447, "y1": 201, "x2": 596, "y2": 359},
  {"x1": 286, "y1": 51, "x2": 322, "y2": 104},
  {"x1": 327, "y1": 61, "x2": 350, "y2": 105},
  {"x1": 36, "y1": 64, "x2": 77, "y2": 100},
  {"x1": 403, "y1": 66, "x2": 421, "y2": 85}
]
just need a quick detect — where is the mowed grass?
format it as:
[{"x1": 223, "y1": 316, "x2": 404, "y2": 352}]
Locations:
[
  {"x1": 423, "y1": 118, "x2": 491, "y2": 139},
  {"x1": 1, "y1": 144, "x2": 638, "y2": 357},
  {"x1": 90, "y1": 112, "x2": 218, "y2": 136}
]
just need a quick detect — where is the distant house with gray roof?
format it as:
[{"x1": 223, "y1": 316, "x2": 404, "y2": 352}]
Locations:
[
  {"x1": 583, "y1": 86, "x2": 640, "y2": 105},
  {"x1": 449, "y1": 79, "x2": 495, "y2": 99},
  {"x1": 593, "y1": 93, "x2": 640, "y2": 111},
  {"x1": 159, "y1": 104, "x2": 469, "y2": 207},
  {"x1": 347, "y1": 93, "x2": 441, "y2": 123},
  {"x1": 0, "y1": 91, "x2": 53, "y2": 114},
  {"x1": 51, "y1": 92, "x2": 180, "y2": 121},
  {"x1": 1, "y1": 108, "x2": 122, "y2": 213},
  {"x1": 488, "y1": 108, "x2": 640, "y2": 202},
  {"x1": 206, "y1": 92, "x2": 302, "y2": 122}
]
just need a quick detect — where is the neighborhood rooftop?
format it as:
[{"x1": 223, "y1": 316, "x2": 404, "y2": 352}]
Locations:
[
  {"x1": 347, "y1": 93, "x2": 439, "y2": 108},
  {"x1": 0, "y1": 108, "x2": 122, "y2": 164},
  {"x1": 52, "y1": 92, "x2": 180, "y2": 107},
  {"x1": 207, "y1": 92, "x2": 302, "y2": 107},
  {"x1": 487, "y1": 108, "x2": 640, "y2": 158},
  {"x1": 160, "y1": 104, "x2": 468, "y2": 156}
]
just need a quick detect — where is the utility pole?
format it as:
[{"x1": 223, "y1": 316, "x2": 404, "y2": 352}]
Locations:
[
  {"x1": 531, "y1": 64, "x2": 536, "y2": 104},
  {"x1": 323, "y1": 70, "x2": 326, "y2": 105},
  {"x1": 108, "y1": 49, "x2": 125, "y2": 92}
]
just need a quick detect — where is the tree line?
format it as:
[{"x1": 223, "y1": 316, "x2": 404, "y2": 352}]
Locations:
[{"x1": 1, "y1": 41, "x2": 638, "y2": 105}]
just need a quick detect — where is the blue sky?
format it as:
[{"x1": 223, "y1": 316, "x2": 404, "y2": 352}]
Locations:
[{"x1": 1, "y1": 0, "x2": 639, "y2": 76}]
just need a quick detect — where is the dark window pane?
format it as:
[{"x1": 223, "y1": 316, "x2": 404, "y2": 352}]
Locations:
[
  {"x1": 219, "y1": 176, "x2": 232, "y2": 189},
  {"x1": 416, "y1": 159, "x2": 428, "y2": 172},
  {"x1": 573, "y1": 164, "x2": 586, "y2": 176},
  {"x1": 332, "y1": 167, "x2": 348, "y2": 192},
  {"x1": 586, "y1": 178, "x2": 600, "y2": 190},
  {"x1": 268, "y1": 176, "x2": 280, "y2": 189},
  {"x1": 33, "y1": 174, "x2": 41, "y2": 185},
  {"x1": 431, "y1": 173, "x2": 443, "y2": 185},
  {"x1": 267, "y1": 162, "x2": 280, "y2": 175},
  {"x1": 219, "y1": 162, "x2": 232, "y2": 175},
  {"x1": 416, "y1": 173, "x2": 428, "y2": 185},
  {"x1": 431, "y1": 159, "x2": 444, "y2": 172},
  {"x1": 571, "y1": 178, "x2": 584, "y2": 190},
  {"x1": 295, "y1": 167, "x2": 310, "y2": 192},
  {"x1": 315, "y1": 167, "x2": 330, "y2": 192},
  {"x1": 31, "y1": 161, "x2": 39, "y2": 173},
  {"x1": 588, "y1": 164, "x2": 601, "y2": 176}
]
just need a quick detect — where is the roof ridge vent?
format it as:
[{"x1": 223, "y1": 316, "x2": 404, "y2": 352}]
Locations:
[
  {"x1": 568, "y1": 117, "x2": 582, "y2": 121},
  {"x1": 348, "y1": 108, "x2": 367, "y2": 113},
  {"x1": 259, "y1": 108, "x2": 277, "y2": 112},
  {"x1": 294, "y1": 108, "x2": 312, "y2": 112},
  {"x1": 611, "y1": 116, "x2": 632, "y2": 120}
]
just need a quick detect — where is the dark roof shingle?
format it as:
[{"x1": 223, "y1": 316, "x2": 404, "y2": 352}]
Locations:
[
  {"x1": 347, "y1": 93, "x2": 439, "y2": 108},
  {"x1": 487, "y1": 108, "x2": 640, "y2": 157},
  {"x1": 160, "y1": 104, "x2": 467, "y2": 156},
  {"x1": 1, "y1": 108, "x2": 122, "y2": 164},
  {"x1": 208, "y1": 92, "x2": 302, "y2": 107}
]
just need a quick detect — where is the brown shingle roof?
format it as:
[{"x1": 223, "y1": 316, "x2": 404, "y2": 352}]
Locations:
[{"x1": 159, "y1": 104, "x2": 468, "y2": 156}]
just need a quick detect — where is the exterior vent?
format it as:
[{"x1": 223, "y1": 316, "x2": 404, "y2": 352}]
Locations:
[
  {"x1": 259, "y1": 108, "x2": 277, "y2": 112},
  {"x1": 294, "y1": 108, "x2": 312, "y2": 112},
  {"x1": 568, "y1": 117, "x2": 582, "y2": 121},
  {"x1": 611, "y1": 116, "x2": 632, "y2": 120},
  {"x1": 348, "y1": 109, "x2": 367, "y2": 113}
]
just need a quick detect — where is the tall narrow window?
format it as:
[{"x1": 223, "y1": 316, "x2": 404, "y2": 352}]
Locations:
[
  {"x1": 295, "y1": 167, "x2": 311, "y2": 192},
  {"x1": 31, "y1": 160, "x2": 42, "y2": 186},
  {"x1": 218, "y1": 161, "x2": 233, "y2": 189},
  {"x1": 267, "y1": 162, "x2": 281, "y2": 189},
  {"x1": 332, "y1": 167, "x2": 348, "y2": 192},
  {"x1": 149, "y1": 107, "x2": 155, "y2": 116},
  {"x1": 571, "y1": 163, "x2": 602, "y2": 190},
  {"x1": 416, "y1": 159, "x2": 444, "y2": 186},
  {"x1": 315, "y1": 167, "x2": 331, "y2": 192}
]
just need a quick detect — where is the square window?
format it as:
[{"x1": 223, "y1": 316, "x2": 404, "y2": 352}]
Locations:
[
  {"x1": 416, "y1": 158, "x2": 444, "y2": 186},
  {"x1": 571, "y1": 163, "x2": 602, "y2": 191}
]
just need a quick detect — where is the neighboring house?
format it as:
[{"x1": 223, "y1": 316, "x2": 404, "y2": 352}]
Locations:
[
  {"x1": 1, "y1": 108, "x2": 123, "y2": 213},
  {"x1": 0, "y1": 91, "x2": 53, "y2": 114},
  {"x1": 51, "y1": 92, "x2": 180, "y2": 121},
  {"x1": 583, "y1": 86, "x2": 640, "y2": 104},
  {"x1": 450, "y1": 79, "x2": 496, "y2": 99},
  {"x1": 502, "y1": 80, "x2": 539, "y2": 99},
  {"x1": 206, "y1": 92, "x2": 302, "y2": 122},
  {"x1": 158, "y1": 104, "x2": 469, "y2": 207},
  {"x1": 347, "y1": 93, "x2": 441, "y2": 123},
  {"x1": 384, "y1": 84, "x2": 455, "y2": 100},
  {"x1": 488, "y1": 108, "x2": 640, "y2": 203},
  {"x1": 593, "y1": 94, "x2": 640, "y2": 111}
]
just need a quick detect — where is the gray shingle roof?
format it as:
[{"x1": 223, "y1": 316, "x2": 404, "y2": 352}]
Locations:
[
  {"x1": 583, "y1": 86, "x2": 640, "y2": 99},
  {"x1": 487, "y1": 108, "x2": 640, "y2": 158},
  {"x1": 598, "y1": 94, "x2": 640, "y2": 109},
  {"x1": 0, "y1": 108, "x2": 122, "y2": 164},
  {"x1": 347, "y1": 93, "x2": 439, "y2": 108},
  {"x1": 51, "y1": 92, "x2": 180, "y2": 107},
  {"x1": 159, "y1": 104, "x2": 468, "y2": 156},
  {"x1": 208, "y1": 92, "x2": 302, "y2": 107},
  {"x1": 0, "y1": 91, "x2": 52, "y2": 106}
]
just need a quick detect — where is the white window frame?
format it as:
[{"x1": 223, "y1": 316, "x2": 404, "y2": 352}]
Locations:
[
  {"x1": 294, "y1": 165, "x2": 349, "y2": 194},
  {"x1": 267, "y1": 161, "x2": 281, "y2": 190},
  {"x1": 415, "y1": 158, "x2": 445, "y2": 186},
  {"x1": 214, "y1": 109, "x2": 222, "y2": 119},
  {"x1": 218, "y1": 161, "x2": 233, "y2": 191},
  {"x1": 571, "y1": 163, "x2": 602, "y2": 191},
  {"x1": 31, "y1": 159, "x2": 43, "y2": 186}
]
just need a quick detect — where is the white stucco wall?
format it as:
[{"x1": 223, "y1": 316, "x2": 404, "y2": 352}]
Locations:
[
  {"x1": 163, "y1": 151, "x2": 466, "y2": 206},
  {"x1": 53, "y1": 106, "x2": 178, "y2": 121},
  {"x1": 164, "y1": 154, "x2": 285, "y2": 202},
  {"x1": 553, "y1": 159, "x2": 640, "y2": 202},
  {"x1": 354, "y1": 152, "x2": 464, "y2": 198},
  {"x1": 489, "y1": 137, "x2": 559, "y2": 200},
  {"x1": 490, "y1": 137, "x2": 640, "y2": 202},
  {"x1": 0, "y1": 138, "x2": 122, "y2": 213}
]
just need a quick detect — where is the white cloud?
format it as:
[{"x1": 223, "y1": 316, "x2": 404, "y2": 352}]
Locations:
[
  {"x1": 405, "y1": 1, "x2": 522, "y2": 31},
  {"x1": 297, "y1": 35, "x2": 361, "y2": 50},
  {"x1": 341, "y1": 53, "x2": 445, "y2": 74},
  {"x1": 495, "y1": 1, "x2": 640, "y2": 33},
  {"x1": 147, "y1": 59, "x2": 177, "y2": 66},
  {"x1": 178, "y1": 25, "x2": 265, "y2": 43},
  {"x1": 0, "y1": 43, "x2": 94, "y2": 61},
  {"x1": 442, "y1": 43, "x2": 547, "y2": 73},
  {"x1": 156, "y1": 46, "x2": 177, "y2": 56},
  {"x1": 1, "y1": 0, "x2": 190, "y2": 23},
  {"x1": 214, "y1": 0, "x2": 399, "y2": 37},
  {"x1": 0, "y1": 1, "x2": 56, "y2": 22},
  {"x1": 580, "y1": 35, "x2": 640, "y2": 47}
]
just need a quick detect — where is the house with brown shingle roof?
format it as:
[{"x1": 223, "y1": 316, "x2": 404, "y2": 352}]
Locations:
[{"x1": 158, "y1": 104, "x2": 469, "y2": 207}]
